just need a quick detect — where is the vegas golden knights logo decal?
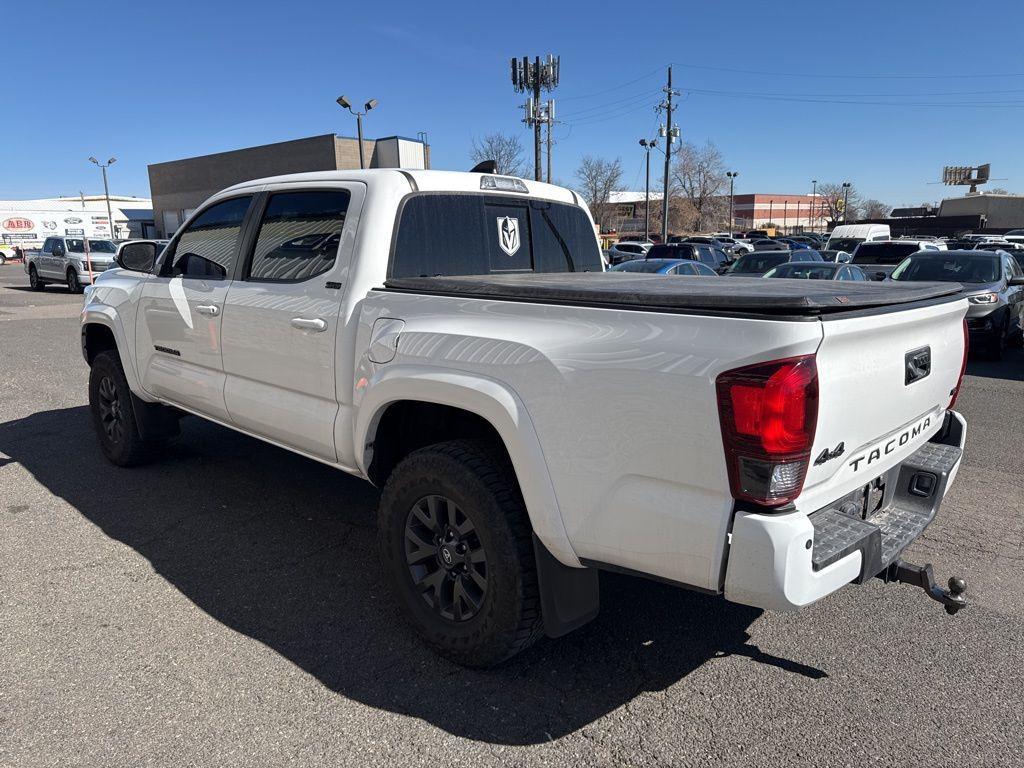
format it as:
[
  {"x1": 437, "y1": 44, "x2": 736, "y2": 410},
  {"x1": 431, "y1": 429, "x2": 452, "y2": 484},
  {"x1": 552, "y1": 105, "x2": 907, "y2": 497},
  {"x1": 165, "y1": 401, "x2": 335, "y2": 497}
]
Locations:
[{"x1": 497, "y1": 216, "x2": 521, "y2": 256}]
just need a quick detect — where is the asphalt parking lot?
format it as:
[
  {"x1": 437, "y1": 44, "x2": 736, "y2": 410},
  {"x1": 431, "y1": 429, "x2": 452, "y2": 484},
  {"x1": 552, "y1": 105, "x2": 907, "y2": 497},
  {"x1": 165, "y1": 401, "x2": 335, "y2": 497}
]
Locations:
[{"x1": 1, "y1": 264, "x2": 1022, "y2": 768}]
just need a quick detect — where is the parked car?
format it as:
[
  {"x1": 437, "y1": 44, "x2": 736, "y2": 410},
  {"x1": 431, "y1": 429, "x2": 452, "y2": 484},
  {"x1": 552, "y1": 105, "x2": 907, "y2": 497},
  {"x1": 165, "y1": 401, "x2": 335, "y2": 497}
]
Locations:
[
  {"x1": 607, "y1": 241, "x2": 651, "y2": 265},
  {"x1": 820, "y1": 249, "x2": 853, "y2": 263},
  {"x1": 609, "y1": 258, "x2": 718, "y2": 276},
  {"x1": 743, "y1": 229, "x2": 769, "y2": 239},
  {"x1": 850, "y1": 240, "x2": 944, "y2": 281},
  {"x1": 723, "y1": 250, "x2": 821, "y2": 276},
  {"x1": 25, "y1": 236, "x2": 120, "y2": 293},
  {"x1": 80, "y1": 169, "x2": 972, "y2": 665},
  {"x1": 645, "y1": 242, "x2": 729, "y2": 271},
  {"x1": 825, "y1": 223, "x2": 892, "y2": 255},
  {"x1": 1003, "y1": 229, "x2": 1024, "y2": 246},
  {"x1": 890, "y1": 249, "x2": 1024, "y2": 359},
  {"x1": 763, "y1": 262, "x2": 869, "y2": 281},
  {"x1": 750, "y1": 238, "x2": 788, "y2": 251},
  {"x1": 777, "y1": 238, "x2": 815, "y2": 251},
  {"x1": 710, "y1": 235, "x2": 754, "y2": 254}
]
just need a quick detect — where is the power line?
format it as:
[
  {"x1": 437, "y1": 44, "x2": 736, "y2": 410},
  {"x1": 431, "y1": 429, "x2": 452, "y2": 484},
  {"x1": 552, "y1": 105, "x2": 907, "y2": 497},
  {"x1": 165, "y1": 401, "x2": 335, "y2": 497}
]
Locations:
[
  {"x1": 557, "y1": 64, "x2": 668, "y2": 101},
  {"x1": 558, "y1": 88, "x2": 664, "y2": 119},
  {"x1": 683, "y1": 88, "x2": 1024, "y2": 108},
  {"x1": 675, "y1": 61, "x2": 1024, "y2": 80}
]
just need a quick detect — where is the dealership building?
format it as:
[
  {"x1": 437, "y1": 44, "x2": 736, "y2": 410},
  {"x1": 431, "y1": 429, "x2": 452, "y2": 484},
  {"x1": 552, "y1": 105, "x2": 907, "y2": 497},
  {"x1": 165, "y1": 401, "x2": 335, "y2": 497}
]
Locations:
[
  {"x1": 0, "y1": 195, "x2": 155, "y2": 251},
  {"x1": 148, "y1": 133, "x2": 430, "y2": 237}
]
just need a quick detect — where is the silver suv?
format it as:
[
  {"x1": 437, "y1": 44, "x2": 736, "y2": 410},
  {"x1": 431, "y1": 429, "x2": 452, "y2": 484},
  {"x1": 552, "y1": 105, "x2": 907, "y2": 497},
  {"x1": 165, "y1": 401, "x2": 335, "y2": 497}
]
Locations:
[{"x1": 26, "y1": 237, "x2": 119, "y2": 293}]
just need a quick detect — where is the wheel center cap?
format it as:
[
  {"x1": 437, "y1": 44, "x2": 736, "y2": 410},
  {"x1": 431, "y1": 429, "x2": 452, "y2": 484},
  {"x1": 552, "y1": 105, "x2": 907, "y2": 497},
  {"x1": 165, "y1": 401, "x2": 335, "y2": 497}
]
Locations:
[{"x1": 439, "y1": 545, "x2": 455, "y2": 568}]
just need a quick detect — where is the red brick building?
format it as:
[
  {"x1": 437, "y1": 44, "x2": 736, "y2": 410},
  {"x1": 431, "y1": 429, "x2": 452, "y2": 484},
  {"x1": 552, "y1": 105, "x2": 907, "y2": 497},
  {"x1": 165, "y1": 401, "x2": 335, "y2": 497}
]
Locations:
[{"x1": 733, "y1": 193, "x2": 827, "y2": 232}]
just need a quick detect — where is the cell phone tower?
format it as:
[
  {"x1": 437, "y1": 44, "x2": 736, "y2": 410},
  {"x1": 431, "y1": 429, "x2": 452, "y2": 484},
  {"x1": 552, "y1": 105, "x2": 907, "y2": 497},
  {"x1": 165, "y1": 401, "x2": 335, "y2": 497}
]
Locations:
[{"x1": 511, "y1": 55, "x2": 560, "y2": 181}]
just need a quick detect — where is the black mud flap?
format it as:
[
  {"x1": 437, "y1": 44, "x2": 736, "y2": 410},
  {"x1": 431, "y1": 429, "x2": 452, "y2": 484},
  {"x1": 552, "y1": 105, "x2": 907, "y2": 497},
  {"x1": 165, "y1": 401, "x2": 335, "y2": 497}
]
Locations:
[
  {"x1": 130, "y1": 393, "x2": 181, "y2": 441},
  {"x1": 533, "y1": 534, "x2": 599, "y2": 638}
]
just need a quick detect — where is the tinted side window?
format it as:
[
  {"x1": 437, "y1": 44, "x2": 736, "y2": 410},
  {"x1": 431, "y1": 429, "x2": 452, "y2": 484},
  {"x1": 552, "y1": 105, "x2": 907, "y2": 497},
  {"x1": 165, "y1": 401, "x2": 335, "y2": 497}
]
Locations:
[
  {"x1": 42, "y1": 238, "x2": 55, "y2": 252},
  {"x1": 167, "y1": 196, "x2": 252, "y2": 279},
  {"x1": 247, "y1": 191, "x2": 350, "y2": 282},
  {"x1": 390, "y1": 194, "x2": 601, "y2": 278}
]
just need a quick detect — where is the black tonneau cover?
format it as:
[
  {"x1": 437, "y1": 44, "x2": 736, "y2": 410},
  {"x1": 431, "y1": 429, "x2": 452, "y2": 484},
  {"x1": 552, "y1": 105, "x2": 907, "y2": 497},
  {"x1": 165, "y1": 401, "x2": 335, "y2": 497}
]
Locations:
[{"x1": 382, "y1": 273, "x2": 962, "y2": 318}]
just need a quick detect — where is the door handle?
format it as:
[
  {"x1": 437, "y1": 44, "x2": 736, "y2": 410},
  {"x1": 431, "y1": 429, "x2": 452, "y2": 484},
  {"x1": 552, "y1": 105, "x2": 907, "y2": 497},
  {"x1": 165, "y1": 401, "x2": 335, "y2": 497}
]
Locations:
[
  {"x1": 194, "y1": 304, "x2": 220, "y2": 316},
  {"x1": 291, "y1": 317, "x2": 327, "y2": 332}
]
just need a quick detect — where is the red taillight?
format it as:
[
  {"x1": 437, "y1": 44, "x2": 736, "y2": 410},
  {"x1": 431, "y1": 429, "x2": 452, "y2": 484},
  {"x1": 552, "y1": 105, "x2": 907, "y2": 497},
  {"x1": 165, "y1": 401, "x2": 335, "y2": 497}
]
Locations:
[
  {"x1": 716, "y1": 355, "x2": 819, "y2": 507},
  {"x1": 947, "y1": 318, "x2": 969, "y2": 410}
]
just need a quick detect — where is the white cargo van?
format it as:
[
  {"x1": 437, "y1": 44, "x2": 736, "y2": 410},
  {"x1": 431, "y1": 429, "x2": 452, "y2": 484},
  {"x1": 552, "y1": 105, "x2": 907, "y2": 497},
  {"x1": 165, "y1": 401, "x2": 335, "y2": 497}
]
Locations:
[{"x1": 826, "y1": 223, "x2": 891, "y2": 254}]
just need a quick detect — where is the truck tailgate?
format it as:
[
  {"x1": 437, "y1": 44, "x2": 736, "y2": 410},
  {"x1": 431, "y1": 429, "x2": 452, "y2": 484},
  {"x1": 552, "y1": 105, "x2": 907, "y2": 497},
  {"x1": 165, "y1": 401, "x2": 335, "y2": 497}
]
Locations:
[{"x1": 796, "y1": 297, "x2": 968, "y2": 514}]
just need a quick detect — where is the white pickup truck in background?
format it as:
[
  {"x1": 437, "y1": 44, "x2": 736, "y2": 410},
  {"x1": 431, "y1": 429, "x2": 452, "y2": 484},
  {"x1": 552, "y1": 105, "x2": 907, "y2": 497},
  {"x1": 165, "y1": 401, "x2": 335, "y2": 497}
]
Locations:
[{"x1": 81, "y1": 170, "x2": 970, "y2": 667}]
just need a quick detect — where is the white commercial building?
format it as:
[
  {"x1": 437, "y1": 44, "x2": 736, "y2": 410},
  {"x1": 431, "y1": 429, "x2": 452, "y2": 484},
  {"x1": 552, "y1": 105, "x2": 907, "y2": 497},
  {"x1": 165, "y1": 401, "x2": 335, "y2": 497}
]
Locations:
[{"x1": 0, "y1": 195, "x2": 154, "y2": 251}]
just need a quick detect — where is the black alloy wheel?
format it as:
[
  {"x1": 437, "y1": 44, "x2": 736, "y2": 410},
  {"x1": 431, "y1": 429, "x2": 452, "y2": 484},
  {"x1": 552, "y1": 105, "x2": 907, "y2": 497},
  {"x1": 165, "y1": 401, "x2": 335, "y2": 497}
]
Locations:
[
  {"x1": 96, "y1": 375, "x2": 126, "y2": 446},
  {"x1": 405, "y1": 494, "x2": 488, "y2": 622}
]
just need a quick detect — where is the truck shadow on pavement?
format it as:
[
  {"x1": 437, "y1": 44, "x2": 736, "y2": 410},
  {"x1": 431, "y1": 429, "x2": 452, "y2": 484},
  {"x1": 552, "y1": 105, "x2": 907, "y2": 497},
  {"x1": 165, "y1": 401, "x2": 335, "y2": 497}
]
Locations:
[{"x1": 1, "y1": 406, "x2": 826, "y2": 746}]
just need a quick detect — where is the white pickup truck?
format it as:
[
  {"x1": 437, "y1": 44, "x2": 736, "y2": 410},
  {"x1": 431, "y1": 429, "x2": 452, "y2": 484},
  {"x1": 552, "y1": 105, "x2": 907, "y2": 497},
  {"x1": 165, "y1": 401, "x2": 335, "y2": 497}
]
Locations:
[{"x1": 81, "y1": 170, "x2": 970, "y2": 667}]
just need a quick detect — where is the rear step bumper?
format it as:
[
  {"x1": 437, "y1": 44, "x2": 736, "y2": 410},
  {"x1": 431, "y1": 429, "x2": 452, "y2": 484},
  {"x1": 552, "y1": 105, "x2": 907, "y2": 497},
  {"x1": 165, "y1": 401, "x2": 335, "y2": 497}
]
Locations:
[{"x1": 724, "y1": 410, "x2": 966, "y2": 612}]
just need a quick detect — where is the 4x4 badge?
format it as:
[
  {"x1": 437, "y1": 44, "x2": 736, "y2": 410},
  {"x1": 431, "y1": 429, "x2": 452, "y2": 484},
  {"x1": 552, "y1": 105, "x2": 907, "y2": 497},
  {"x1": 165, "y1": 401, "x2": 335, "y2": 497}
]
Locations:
[{"x1": 814, "y1": 442, "x2": 845, "y2": 465}]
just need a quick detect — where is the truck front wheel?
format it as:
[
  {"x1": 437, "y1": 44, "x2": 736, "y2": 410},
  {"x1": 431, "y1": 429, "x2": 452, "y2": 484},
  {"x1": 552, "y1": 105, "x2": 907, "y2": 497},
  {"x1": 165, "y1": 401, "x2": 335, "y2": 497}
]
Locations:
[
  {"x1": 378, "y1": 439, "x2": 543, "y2": 667},
  {"x1": 88, "y1": 351, "x2": 161, "y2": 466}
]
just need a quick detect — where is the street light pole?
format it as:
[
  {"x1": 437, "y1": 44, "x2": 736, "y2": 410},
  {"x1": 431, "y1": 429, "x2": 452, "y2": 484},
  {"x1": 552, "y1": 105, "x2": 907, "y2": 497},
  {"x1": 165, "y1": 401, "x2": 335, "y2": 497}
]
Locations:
[
  {"x1": 726, "y1": 171, "x2": 738, "y2": 236},
  {"x1": 639, "y1": 139, "x2": 655, "y2": 242},
  {"x1": 89, "y1": 156, "x2": 116, "y2": 240},
  {"x1": 842, "y1": 181, "x2": 852, "y2": 224},
  {"x1": 336, "y1": 95, "x2": 379, "y2": 169}
]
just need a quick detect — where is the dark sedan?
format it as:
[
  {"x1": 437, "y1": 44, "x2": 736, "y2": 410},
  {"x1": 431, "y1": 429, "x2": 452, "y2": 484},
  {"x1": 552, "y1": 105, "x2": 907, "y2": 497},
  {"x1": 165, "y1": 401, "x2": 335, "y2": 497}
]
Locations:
[
  {"x1": 723, "y1": 249, "x2": 822, "y2": 276},
  {"x1": 891, "y1": 250, "x2": 1024, "y2": 359}
]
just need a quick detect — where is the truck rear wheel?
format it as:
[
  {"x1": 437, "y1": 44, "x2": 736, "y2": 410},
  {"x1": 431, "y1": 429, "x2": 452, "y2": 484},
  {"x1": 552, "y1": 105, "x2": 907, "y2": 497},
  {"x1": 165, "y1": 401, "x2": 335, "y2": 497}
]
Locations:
[
  {"x1": 378, "y1": 439, "x2": 542, "y2": 667},
  {"x1": 88, "y1": 350, "x2": 160, "y2": 467},
  {"x1": 29, "y1": 265, "x2": 45, "y2": 291}
]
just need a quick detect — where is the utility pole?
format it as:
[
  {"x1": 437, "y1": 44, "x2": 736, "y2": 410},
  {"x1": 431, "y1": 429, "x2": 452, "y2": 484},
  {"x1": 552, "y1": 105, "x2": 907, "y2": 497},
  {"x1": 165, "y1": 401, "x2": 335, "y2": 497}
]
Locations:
[
  {"x1": 511, "y1": 55, "x2": 560, "y2": 181},
  {"x1": 769, "y1": 200, "x2": 774, "y2": 228},
  {"x1": 657, "y1": 66, "x2": 679, "y2": 243},
  {"x1": 842, "y1": 182, "x2": 852, "y2": 224},
  {"x1": 811, "y1": 180, "x2": 818, "y2": 232},
  {"x1": 784, "y1": 200, "x2": 788, "y2": 234},
  {"x1": 639, "y1": 139, "x2": 656, "y2": 241},
  {"x1": 726, "y1": 171, "x2": 738, "y2": 236}
]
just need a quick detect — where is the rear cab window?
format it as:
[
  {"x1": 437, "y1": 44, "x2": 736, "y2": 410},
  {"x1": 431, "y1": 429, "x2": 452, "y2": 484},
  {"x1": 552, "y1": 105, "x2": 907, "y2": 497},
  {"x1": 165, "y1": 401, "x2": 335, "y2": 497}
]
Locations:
[{"x1": 390, "y1": 194, "x2": 602, "y2": 278}]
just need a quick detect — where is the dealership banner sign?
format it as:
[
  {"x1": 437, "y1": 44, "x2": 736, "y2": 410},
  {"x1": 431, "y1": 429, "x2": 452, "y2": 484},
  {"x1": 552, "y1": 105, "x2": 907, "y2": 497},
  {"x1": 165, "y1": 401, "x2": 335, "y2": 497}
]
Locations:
[{"x1": 0, "y1": 210, "x2": 116, "y2": 246}]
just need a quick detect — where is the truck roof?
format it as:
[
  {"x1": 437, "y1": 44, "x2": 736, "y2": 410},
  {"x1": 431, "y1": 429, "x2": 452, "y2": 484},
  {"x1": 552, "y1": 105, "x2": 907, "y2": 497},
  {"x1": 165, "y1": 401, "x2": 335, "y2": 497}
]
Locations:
[
  {"x1": 383, "y1": 272, "x2": 963, "y2": 319},
  {"x1": 219, "y1": 169, "x2": 579, "y2": 205}
]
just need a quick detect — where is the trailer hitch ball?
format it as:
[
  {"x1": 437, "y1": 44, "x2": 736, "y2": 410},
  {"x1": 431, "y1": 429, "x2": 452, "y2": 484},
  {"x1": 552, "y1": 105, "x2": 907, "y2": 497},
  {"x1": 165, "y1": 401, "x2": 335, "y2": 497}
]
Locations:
[{"x1": 881, "y1": 561, "x2": 968, "y2": 615}]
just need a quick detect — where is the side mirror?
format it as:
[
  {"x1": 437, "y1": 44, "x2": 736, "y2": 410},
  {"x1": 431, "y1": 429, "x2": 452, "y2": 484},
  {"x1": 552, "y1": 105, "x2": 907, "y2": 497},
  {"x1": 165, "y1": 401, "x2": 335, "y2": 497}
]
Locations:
[
  {"x1": 53, "y1": 245, "x2": 65, "y2": 257},
  {"x1": 117, "y1": 242, "x2": 158, "y2": 273}
]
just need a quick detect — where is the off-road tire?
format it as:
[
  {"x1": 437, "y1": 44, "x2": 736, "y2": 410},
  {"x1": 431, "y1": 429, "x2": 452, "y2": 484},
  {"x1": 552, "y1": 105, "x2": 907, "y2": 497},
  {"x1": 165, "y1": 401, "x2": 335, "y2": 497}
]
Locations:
[
  {"x1": 88, "y1": 350, "x2": 159, "y2": 466},
  {"x1": 378, "y1": 439, "x2": 543, "y2": 667}
]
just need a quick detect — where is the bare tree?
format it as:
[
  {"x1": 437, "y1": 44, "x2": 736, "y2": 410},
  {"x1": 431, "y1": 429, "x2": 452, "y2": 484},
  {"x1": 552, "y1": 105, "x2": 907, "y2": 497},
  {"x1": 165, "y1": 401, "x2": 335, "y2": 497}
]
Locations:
[
  {"x1": 860, "y1": 199, "x2": 891, "y2": 219},
  {"x1": 987, "y1": 187, "x2": 1010, "y2": 195},
  {"x1": 817, "y1": 182, "x2": 862, "y2": 225},
  {"x1": 470, "y1": 133, "x2": 527, "y2": 177},
  {"x1": 670, "y1": 141, "x2": 727, "y2": 232},
  {"x1": 575, "y1": 156, "x2": 623, "y2": 231}
]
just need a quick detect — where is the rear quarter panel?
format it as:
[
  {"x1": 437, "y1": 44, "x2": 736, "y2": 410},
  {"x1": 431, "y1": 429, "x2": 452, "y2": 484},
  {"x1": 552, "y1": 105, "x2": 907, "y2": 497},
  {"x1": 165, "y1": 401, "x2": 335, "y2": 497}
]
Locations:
[{"x1": 355, "y1": 291, "x2": 823, "y2": 591}]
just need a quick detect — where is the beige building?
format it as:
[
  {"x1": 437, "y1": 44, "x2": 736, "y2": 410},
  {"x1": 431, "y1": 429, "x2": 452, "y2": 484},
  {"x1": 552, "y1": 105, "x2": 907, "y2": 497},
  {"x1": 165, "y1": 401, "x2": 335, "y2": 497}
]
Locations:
[{"x1": 148, "y1": 133, "x2": 429, "y2": 236}]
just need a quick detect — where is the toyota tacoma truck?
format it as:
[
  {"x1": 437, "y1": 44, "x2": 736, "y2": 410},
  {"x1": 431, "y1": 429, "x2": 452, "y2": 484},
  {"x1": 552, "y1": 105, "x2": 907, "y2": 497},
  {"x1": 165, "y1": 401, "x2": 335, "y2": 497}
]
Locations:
[{"x1": 80, "y1": 170, "x2": 970, "y2": 667}]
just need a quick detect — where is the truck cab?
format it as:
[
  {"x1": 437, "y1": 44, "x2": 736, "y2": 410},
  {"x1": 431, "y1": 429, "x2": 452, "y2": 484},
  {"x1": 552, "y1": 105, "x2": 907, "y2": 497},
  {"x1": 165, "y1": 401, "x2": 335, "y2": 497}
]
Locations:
[{"x1": 27, "y1": 236, "x2": 119, "y2": 292}]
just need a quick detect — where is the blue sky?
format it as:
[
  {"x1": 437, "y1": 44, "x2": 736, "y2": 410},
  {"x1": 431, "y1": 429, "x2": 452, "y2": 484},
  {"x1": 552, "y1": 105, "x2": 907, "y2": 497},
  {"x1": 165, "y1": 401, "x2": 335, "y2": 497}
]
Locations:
[{"x1": 4, "y1": 0, "x2": 1023, "y2": 205}]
